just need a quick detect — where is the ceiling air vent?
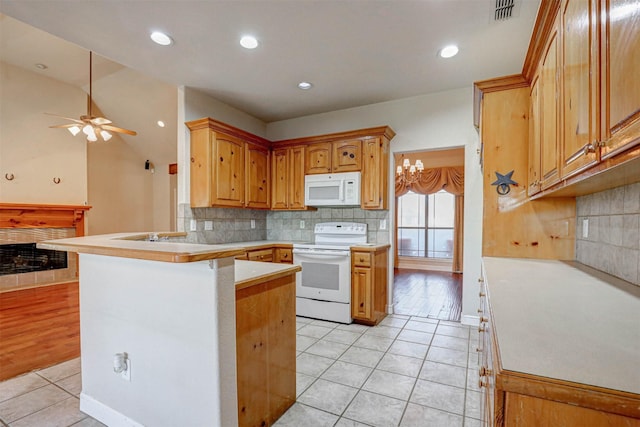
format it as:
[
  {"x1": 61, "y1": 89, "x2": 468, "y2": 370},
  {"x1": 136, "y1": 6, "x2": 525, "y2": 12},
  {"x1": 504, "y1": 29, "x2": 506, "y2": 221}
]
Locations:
[{"x1": 494, "y1": 0, "x2": 515, "y2": 20}]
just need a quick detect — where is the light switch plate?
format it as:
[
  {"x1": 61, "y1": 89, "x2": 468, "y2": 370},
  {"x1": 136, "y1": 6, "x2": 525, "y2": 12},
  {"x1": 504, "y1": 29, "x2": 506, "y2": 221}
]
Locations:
[
  {"x1": 582, "y1": 219, "x2": 589, "y2": 238},
  {"x1": 251, "y1": 219, "x2": 256, "y2": 229},
  {"x1": 204, "y1": 220, "x2": 213, "y2": 231},
  {"x1": 380, "y1": 219, "x2": 387, "y2": 230},
  {"x1": 300, "y1": 220, "x2": 305, "y2": 229},
  {"x1": 190, "y1": 219, "x2": 197, "y2": 231}
]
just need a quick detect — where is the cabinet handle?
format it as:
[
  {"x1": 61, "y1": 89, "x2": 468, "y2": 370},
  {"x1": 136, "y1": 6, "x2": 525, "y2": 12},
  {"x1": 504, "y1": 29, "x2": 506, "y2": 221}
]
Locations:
[
  {"x1": 349, "y1": 153, "x2": 355, "y2": 159},
  {"x1": 478, "y1": 325, "x2": 485, "y2": 333},
  {"x1": 360, "y1": 303, "x2": 364, "y2": 307},
  {"x1": 478, "y1": 278, "x2": 484, "y2": 283},
  {"x1": 479, "y1": 291, "x2": 486, "y2": 297},
  {"x1": 480, "y1": 366, "x2": 493, "y2": 376},
  {"x1": 476, "y1": 347, "x2": 483, "y2": 352},
  {"x1": 477, "y1": 308, "x2": 483, "y2": 314},
  {"x1": 480, "y1": 316, "x2": 489, "y2": 323},
  {"x1": 479, "y1": 379, "x2": 487, "y2": 388},
  {"x1": 343, "y1": 151, "x2": 348, "y2": 156}
]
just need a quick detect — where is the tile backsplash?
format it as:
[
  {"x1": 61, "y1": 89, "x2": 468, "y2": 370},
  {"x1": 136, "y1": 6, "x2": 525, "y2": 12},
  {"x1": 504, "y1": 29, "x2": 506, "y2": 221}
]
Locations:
[
  {"x1": 267, "y1": 208, "x2": 390, "y2": 244},
  {"x1": 178, "y1": 204, "x2": 390, "y2": 245},
  {"x1": 575, "y1": 182, "x2": 640, "y2": 285}
]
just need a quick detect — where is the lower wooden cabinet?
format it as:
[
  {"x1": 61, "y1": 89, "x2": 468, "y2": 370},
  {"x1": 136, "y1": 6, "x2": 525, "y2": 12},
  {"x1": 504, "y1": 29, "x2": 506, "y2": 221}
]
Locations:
[
  {"x1": 237, "y1": 245, "x2": 293, "y2": 264},
  {"x1": 350, "y1": 246, "x2": 389, "y2": 325},
  {"x1": 274, "y1": 247, "x2": 293, "y2": 264},
  {"x1": 236, "y1": 275, "x2": 296, "y2": 427},
  {"x1": 246, "y1": 248, "x2": 273, "y2": 262},
  {"x1": 479, "y1": 275, "x2": 640, "y2": 426}
]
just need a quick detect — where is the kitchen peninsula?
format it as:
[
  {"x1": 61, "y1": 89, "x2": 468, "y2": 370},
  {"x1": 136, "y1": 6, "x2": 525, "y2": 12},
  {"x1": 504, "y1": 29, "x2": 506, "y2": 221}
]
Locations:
[{"x1": 38, "y1": 233, "x2": 300, "y2": 427}]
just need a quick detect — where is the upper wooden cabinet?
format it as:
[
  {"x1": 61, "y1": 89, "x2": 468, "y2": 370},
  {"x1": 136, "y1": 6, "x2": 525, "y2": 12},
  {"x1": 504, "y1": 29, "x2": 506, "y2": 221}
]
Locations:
[
  {"x1": 600, "y1": 0, "x2": 640, "y2": 159},
  {"x1": 528, "y1": 76, "x2": 541, "y2": 196},
  {"x1": 559, "y1": 0, "x2": 600, "y2": 179},
  {"x1": 186, "y1": 118, "x2": 271, "y2": 209},
  {"x1": 245, "y1": 144, "x2": 270, "y2": 209},
  {"x1": 271, "y1": 146, "x2": 306, "y2": 211},
  {"x1": 361, "y1": 138, "x2": 388, "y2": 210},
  {"x1": 305, "y1": 140, "x2": 362, "y2": 174}
]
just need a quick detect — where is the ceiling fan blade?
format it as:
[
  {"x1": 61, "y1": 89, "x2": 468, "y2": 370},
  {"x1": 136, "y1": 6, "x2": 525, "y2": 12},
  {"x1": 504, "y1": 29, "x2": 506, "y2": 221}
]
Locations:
[
  {"x1": 49, "y1": 123, "x2": 81, "y2": 129},
  {"x1": 101, "y1": 124, "x2": 137, "y2": 136},
  {"x1": 44, "y1": 112, "x2": 84, "y2": 124},
  {"x1": 90, "y1": 116, "x2": 112, "y2": 126}
]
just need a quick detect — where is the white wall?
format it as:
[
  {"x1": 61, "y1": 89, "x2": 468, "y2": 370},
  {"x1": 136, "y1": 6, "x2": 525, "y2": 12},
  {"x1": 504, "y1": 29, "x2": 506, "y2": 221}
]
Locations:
[
  {"x1": 267, "y1": 87, "x2": 483, "y2": 322},
  {"x1": 0, "y1": 61, "x2": 88, "y2": 205}
]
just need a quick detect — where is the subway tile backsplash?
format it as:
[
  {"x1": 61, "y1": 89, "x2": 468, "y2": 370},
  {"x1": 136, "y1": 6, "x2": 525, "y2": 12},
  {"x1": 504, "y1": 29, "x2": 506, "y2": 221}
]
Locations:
[
  {"x1": 177, "y1": 204, "x2": 389, "y2": 245},
  {"x1": 576, "y1": 182, "x2": 640, "y2": 285}
]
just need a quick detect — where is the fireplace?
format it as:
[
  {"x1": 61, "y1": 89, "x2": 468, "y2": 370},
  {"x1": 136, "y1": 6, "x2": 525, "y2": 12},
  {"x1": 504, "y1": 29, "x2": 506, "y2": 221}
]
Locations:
[{"x1": 0, "y1": 204, "x2": 90, "y2": 292}]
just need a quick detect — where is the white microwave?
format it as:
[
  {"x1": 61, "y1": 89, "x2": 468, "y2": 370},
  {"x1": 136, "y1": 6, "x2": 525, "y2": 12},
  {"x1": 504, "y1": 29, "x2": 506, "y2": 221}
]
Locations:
[{"x1": 304, "y1": 172, "x2": 361, "y2": 206}]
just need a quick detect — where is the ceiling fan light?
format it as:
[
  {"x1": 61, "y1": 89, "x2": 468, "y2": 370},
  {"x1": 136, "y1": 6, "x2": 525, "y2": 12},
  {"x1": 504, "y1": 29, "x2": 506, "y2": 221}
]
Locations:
[
  {"x1": 87, "y1": 133, "x2": 98, "y2": 142},
  {"x1": 68, "y1": 126, "x2": 81, "y2": 136},
  {"x1": 100, "y1": 130, "x2": 113, "y2": 141},
  {"x1": 82, "y1": 124, "x2": 93, "y2": 136}
]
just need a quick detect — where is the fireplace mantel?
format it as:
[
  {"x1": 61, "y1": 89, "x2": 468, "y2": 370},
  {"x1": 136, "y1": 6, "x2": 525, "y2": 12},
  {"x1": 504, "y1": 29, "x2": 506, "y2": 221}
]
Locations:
[{"x1": 0, "y1": 203, "x2": 91, "y2": 236}]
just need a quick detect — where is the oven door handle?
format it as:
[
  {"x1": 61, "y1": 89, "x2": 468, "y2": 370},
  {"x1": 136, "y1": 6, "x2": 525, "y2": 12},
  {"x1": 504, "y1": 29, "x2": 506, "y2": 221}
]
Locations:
[{"x1": 293, "y1": 249, "x2": 350, "y2": 258}]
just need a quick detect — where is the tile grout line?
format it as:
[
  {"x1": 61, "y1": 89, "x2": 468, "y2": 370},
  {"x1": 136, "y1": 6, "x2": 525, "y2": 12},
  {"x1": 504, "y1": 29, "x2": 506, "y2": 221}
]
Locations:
[{"x1": 298, "y1": 316, "x2": 474, "y2": 425}]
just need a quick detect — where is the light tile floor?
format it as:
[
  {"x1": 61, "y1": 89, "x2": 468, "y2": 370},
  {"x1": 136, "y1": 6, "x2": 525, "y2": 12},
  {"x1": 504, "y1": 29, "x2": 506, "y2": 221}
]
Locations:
[{"x1": 0, "y1": 314, "x2": 480, "y2": 427}]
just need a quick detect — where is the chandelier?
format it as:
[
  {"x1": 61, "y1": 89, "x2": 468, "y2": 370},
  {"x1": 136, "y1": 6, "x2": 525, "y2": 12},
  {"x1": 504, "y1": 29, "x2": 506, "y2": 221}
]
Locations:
[{"x1": 396, "y1": 158, "x2": 424, "y2": 184}]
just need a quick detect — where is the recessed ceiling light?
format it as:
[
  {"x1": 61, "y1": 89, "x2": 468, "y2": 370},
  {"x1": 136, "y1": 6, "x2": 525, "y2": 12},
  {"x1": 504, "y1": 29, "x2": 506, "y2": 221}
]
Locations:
[
  {"x1": 240, "y1": 35, "x2": 259, "y2": 49},
  {"x1": 297, "y1": 81, "x2": 313, "y2": 90},
  {"x1": 157, "y1": 120, "x2": 165, "y2": 128},
  {"x1": 439, "y1": 45, "x2": 459, "y2": 59},
  {"x1": 150, "y1": 31, "x2": 173, "y2": 46},
  {"x1": 35, "y1": 63, "x2": 48, "y2": 70}
]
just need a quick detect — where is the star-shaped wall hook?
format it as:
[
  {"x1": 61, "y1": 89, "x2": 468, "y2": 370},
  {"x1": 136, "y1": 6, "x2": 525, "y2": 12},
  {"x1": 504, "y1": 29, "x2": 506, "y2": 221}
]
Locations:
[{"x1": 491, "y1": 170, "x2": 517, "y2": 195}]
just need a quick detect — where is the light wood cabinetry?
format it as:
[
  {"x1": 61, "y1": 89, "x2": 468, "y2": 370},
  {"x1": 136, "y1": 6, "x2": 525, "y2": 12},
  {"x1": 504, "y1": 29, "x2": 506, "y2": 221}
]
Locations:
[
  {"x1": 528, "y1": 76, "x2": 542, "y2": 196},
  {"x1": 600, "y1": 0, "x2": 640, "y2": 159},
  {"x1": 350, "y1": 246, "x2": 388, "y2": 325},
  {"x1": 479, "y1": 260, "x2": 640, "y2": 426},
  {"x1": 361, "y1": 138, "x2": 389, "y2": 210},
  {"x1": 274, "y1": 247, "x2": 293, "y2": 264},
  {"x1": 271, "y1": 146, "x2": 306, "y2": 210},
  {"x1": 559, "y1": 0, "x2": 600, "y2": 179},
  {"x1": 305, "y1": 142, "x2": 332, "y2": 174},
  {"x1": 186, "y1": 118, "x2": 271, "y2": 209},
  {"x1": 305, "y1": 140, "x2": 362, "y2": 174},
  {"x1": 246, "y1": 248, "x2": 274, "y2": 262},
  {"x1": 236, "y1": 274, "x2": 296, "y2": 427},
  {"x1": 245, "y1": 144, "x2": 270, "y2": 209}
]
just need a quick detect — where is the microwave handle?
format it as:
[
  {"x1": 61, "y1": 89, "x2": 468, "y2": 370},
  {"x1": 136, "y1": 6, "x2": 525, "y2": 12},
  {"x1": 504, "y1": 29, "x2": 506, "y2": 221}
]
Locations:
[{"x1": 339, "y1": 180, "x2": 344, "y2": 201}]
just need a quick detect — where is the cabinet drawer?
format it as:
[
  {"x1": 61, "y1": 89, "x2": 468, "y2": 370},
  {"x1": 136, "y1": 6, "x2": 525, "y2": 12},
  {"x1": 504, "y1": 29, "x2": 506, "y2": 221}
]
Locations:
[
  {"x1": 352, "y1": 252, "x2": 371, "y2": 267},
  {"x1": 247, "y1": 248, "x2": 274, "y2": 262},
  {"x1": 274, "y1": 248, "x2": 293, "y2": 264}
]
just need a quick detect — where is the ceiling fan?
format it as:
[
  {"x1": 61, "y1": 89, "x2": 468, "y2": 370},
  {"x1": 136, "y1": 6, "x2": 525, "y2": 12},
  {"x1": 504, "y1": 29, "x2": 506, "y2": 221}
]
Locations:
[{"x1": 47, "y1": 51, "x2": 137, "y2": 142}]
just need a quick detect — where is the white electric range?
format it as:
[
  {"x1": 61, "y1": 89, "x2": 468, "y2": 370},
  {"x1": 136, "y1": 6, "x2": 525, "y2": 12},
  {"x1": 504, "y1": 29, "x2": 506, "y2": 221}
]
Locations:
[{"x1": 293, "y1": 222, "x2": 367, "y2": 323}]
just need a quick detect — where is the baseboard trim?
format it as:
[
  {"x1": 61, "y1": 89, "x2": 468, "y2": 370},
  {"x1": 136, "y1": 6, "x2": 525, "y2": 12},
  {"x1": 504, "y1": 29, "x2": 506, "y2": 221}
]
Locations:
[
  {"x1": 80, "y1": 393, "x2": 143, "y2": 427},
  {"x1": 461, "y1": 314, "x2": 478, "y2": 326}
]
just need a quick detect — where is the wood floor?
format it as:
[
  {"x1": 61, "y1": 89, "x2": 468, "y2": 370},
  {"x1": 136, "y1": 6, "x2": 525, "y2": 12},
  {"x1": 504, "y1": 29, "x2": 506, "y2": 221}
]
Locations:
[
  {"x1": 0, "y1": 282, "x2": 80, "y2": 381},
  {"x1": 393, "y1": 268, "x2": 462, "y2": 321}
]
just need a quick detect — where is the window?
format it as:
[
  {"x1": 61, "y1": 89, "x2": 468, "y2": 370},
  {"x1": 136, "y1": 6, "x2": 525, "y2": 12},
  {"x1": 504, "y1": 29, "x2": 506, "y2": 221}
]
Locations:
[{"x1": 397, "y1": 190, "x2": 455, "y2": 258}]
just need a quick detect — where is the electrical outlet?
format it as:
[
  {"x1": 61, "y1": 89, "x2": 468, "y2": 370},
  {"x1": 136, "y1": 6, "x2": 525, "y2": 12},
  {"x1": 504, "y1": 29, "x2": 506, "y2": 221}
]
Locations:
[
  {"x1": 300, "y1": 220, "x2": 305, "y2": 229},
  {"x1": 190, "y1": 219, "x2": 197, "y2": 231},
  {"x1": 380, "y1": 219, "x2": 387, "y2": 230},
  {"x1": 204, "y1": 220, "x2": 213, "y2": 231},
  {"x1": 251, "y1": 219, "x2": 256, "y2": 229},
  {"x1": 582, "y1": 219, "x2": 589, "y2": 238}
]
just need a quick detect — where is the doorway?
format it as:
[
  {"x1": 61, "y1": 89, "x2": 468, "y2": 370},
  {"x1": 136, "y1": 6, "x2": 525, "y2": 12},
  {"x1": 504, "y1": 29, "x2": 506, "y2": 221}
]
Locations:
[{"x1": 392, "y1": 147, "x2": 464, "y2": 321}]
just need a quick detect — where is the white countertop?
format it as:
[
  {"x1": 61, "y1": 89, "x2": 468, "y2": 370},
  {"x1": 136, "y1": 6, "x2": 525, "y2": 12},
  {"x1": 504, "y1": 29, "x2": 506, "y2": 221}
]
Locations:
[
  {"x1": 235, "y1": 260, "x2": 301, "y2": 290},
  {"x1": 482, "y1": 257, "x2": 640, "y2": 395}
]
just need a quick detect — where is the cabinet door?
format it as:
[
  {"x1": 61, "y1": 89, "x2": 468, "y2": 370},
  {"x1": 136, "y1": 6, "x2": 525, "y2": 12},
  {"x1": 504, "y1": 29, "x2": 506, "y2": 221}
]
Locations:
[
  {"x1": 245, "y1": 144, "x2": 270, "y2": 209},
  {"x1": 305, "y1": 142, "x2": 332, "y2": 174},
  {"x1": 528, "y1": 76, "x2": 542, "y2": 197},
  {"x1": 352, "y1": 267, "x2": 372, "y2": 320},
  {"x1": 266, "y1": 278, "x2": 296, "y2": 424},
  {"x1": 271, "y1": 148, "x2": 289, "y2": 210},
  {"x1": 247, "y1": 248, "x2": 274, "y2": 262},
  {"x1": 213, "y1": 133, "x2": 244, "y2": 207},
  {"x1": 236, "y1": 286, "x2": 269, "y2": 427},
  {"x1": 361, "y1": 138, "x2": 387, "y2": 209},
  {"x1": 332, "y1": 140, "x2": 362, "y2": 172},
  {"x1": 600, "y1": 0, "x2": 640, "y2": 158},
  {"x1": 560, "y1": 0, "x2": 599, "y2": 179},
  {"x1": 190, "y1": 128, "x2": 213, "y2": 207},
  {"x1": 274, "y1": 248, "x2": 293, "y2": 264},
  {"x1": 540, "y1": 29, "x2": 560, "y2": 189},
  {"x1": 289, "y1": 146, "x2": 306, "y2": 209}
]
